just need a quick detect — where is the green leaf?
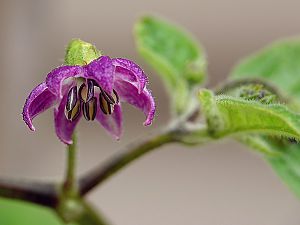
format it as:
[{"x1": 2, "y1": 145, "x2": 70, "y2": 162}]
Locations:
[
  {"x1": 236, "y1": 135, "x2": 281, "y2": 156},
  {"x1": 198, "y1": 89, "x2": 224, "y2": 136},
  {"x1": 0, "y1": 198, "x2": 64, "y2": 225},
  {"x1": 239, "y1": 136, "x2": 300, "y2": 199},
  {"x1": 134, "y1": 16, "x2": 206, "y2": 114},
  {"x1": 182, "y1": 91, "x2": 300, "y2": 149},
  {"x1": 205, "y1": 93, "x2": 300, "y2": 140},
  {"x1": 268, "y1": 143, "x2": 300, "y2": 198},
  {"x1": 231, "y1": 39, "x2": 300, "y2": 99},
  {"x1": 229, "y1": 39, "x2": 300, "y2": 198}
]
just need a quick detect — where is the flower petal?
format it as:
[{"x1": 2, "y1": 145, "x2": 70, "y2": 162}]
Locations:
[
  {"x1": 86, "y1": 56, "x2": 114, "y2": 94},
  {"x1": 54, "y1": 94, "x2": 81, "y2": 145},
  {"x1": 22, "y1": 82, "x2": 58, "y2": 131},
  {"x1": 96, "y1": 103, "x2": 122, "y2": 139},
  {"x1": 114, "y1": 79, "x2": 155, "y2": 126},
  {"x1": 112, "y1": 58, "x2": 148, "y2": 93},
  {"x1": 46, "y1": 65, "x2": 85, "y2": 98}
]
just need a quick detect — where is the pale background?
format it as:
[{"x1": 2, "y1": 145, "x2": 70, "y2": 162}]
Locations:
[{"x1": 0, "y1": 0, "x2": 300, "y2": 224}]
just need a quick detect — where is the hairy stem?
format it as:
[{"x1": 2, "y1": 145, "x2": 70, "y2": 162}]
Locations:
[{"x1": 79, "y1": 130, "x2": 177, "y2": 195}]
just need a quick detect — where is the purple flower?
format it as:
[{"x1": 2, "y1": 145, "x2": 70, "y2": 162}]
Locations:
[{"x1": 22, "y1": 56, "x2": 155, "y2": 144}]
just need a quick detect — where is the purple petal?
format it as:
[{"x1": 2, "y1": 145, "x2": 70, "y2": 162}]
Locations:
[
  {"x1": 114, "y1": 79, "x2": 155, "y2": 126},
  {"x1": 112, "y1": 58, "x2": 148, "y2": 93},
  {"x1": 96, "y1": 104, "x2": 122, "y2": 139},
  {"x1": 22, "y1": 82, "x2": 58, "y2": 131},
  {"x1": 54, "y1": 94, "x2": 81, "y2": 145},
  {"x1": 86, "y1": 56, "x2": 114, "y2": 94},
  {"x1": 46, "y1": 65, "x2": 85, "y2": 98}
]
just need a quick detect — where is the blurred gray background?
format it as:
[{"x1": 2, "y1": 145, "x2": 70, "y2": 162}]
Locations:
[{"x1": 1, "y1": 0, "x2": 300, "y2": 224}]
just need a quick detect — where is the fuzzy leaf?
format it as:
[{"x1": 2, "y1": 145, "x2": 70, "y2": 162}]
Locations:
[
  {"x1": 230, "y1": 39, "x2": 300, "y2": 198},
  {"x1": 231, "y1": 39, "x2": 300, "y2": 98},
  {"x1": 134, "y1": 16, "x2": 206, "y2": 113},
  {"x1": 209, "y1": 94, "x2": 300, "y2": 140},
  {"x1": 184, "y1": 92, "x2": 300, "y2": 146},
  {"x1": 198, "y1": 89, "x2": 224, "y2": 136}
]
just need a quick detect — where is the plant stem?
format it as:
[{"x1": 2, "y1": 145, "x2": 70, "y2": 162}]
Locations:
[
  {"x1": 0, "y1": 178, "x2": 57, "y2": 207},
  {"x1": 63, "y1": 133, "x2": 78, "y2": 196},
  {"x1": 57, "y1": 133, "x2": 112, "y2": 225},
  {"x1": 79, "y1": 131, "x2": 177, "y2": 195},
  {"x1": 0, "y1": 125, "x2": 208, "y2": 208}
]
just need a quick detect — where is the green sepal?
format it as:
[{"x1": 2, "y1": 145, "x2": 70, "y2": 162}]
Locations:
[{"x1": 65, "y1": 39, "x2": 101, "y2": 66}]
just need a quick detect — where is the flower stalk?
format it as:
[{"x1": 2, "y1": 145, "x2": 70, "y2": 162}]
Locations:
[{"x1": 63, "y1": 133, "x2": 78, "y2": 197}]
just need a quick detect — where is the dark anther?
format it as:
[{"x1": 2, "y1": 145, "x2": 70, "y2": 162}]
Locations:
[
  {"x1": 91, "y1": 79, "x2": 100, "y2": 88},
  {"x1": 99, "y1": 92, "x2": 113, "y2": 115},
  {"x1": 87, "y1": 79, "x2": 94, "y2": 102},
  {"x1": 66, "y1": 86, "x2": 78, "y2": 112},
  {"x1": 100, "y1": 89, "x2": 115, "y2": 104},
  {"x1": 82, "y1": 97, "x2": 97, "y2": 121},
  {"x1": 65, "y1": 86, "x2": 81, "y2": 121},
  {"x1": 113, "y1": 89, "x2": 119, "y2": 104},
  {"x1": 66, "y1": 100, "x2": 81, "y2": 121},
  {"x1": 79, "y1": 80, "x2": 94, "y2": 103}
]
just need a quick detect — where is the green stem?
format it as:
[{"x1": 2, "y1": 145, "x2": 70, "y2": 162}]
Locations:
[
  {"x1": 63, "y1": 133, "x2": 78, "y2": 196},
  {"x1": 57, "y1": 133, "x2": 112, "y2": 225}
]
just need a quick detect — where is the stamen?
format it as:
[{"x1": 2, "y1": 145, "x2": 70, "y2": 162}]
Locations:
[
  {"x1": 65, "y1": 100, "x2": 81, "y2": 121},
  {"x1": 113, "y1": 89, "x2": 119, "y2": 104},
  {"x1": 99, "y1": 92, "x2": 113, "y2": 115},
  {"x1": 87, "y1": 79, "x2": 94, "y2": 102},
  {"x1": 100, "y1": 88, "x2": 115, "y2": 104},
  {"x1": 66, "y1": 86, "x2": 78, "y2": 112},
  {"x1": 82, "y1": 97, "x2": 97, "y2": 121},
  {"x1": 79, "y1": 80, "x2": 94, "y2": 102},
  {"x1": 91, "y1": 80, "x2": 100, "y2": 88}
]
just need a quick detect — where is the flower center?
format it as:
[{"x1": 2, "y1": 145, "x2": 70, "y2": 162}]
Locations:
[{"x1": 65, "y1": 79, "x2": 119, "y2": 121}]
